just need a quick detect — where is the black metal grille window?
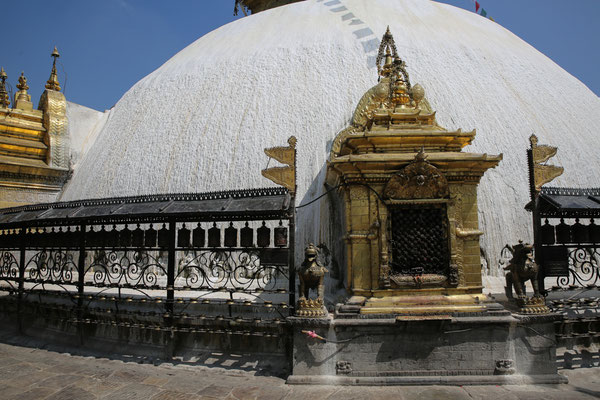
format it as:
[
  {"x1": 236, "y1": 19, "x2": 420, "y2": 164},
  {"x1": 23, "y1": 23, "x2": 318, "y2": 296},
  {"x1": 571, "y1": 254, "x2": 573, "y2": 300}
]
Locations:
[{"x1": 389, "y1": 205, "x2": 449, "y2": 276}]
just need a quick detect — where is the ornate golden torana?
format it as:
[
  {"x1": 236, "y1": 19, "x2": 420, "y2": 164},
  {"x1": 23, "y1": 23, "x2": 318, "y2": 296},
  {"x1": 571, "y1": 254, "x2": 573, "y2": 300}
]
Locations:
[
  {"x1": 383, "y1": 149, "x2": 449, "y2": 200},
  {"x1": 0, "y1": 48, "x2": 70, "y2": 208},
  {"x1": 326, "y1": 28, "x2": 502, "y2": 314}
]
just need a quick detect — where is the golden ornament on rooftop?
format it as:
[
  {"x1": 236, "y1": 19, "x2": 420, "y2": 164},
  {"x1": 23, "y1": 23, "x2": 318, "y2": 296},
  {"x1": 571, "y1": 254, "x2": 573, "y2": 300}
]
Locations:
[
  {"x1": 0, "y1": 67, "x2": 10, "y2": 107},
  {"x1": 45, "y1": 46, "x2": 61, "y2": 91},
  {"x1": 16, "y1": 71, "x2": 29, "y2": 91}
]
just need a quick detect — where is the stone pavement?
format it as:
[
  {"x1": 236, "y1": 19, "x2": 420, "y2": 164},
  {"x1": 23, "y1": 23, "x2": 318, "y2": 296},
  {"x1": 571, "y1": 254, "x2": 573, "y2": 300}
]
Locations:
[{"x1": 0, "y1": 338, "x2": 599, "y2": 400}]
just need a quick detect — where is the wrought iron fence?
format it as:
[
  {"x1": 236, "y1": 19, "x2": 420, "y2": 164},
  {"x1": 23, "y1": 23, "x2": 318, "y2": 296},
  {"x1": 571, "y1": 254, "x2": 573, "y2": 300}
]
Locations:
[
  {"x1": 536, "y1": 217, "x2": 600, "y2": 290},
  {"x1": 0, "y1": 188, "x2": 295, "y2": 347},
  {"x1": 549, "y1": 247, "x2": 600, "y2": 289}
]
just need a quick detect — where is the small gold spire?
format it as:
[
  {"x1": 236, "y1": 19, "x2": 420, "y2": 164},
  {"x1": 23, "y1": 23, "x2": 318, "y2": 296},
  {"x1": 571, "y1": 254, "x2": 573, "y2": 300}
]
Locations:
[
  {"x1": 0, "y1": 67, "x2": 9, "y2": 107},
  {"x1": 377, "y1": 26, "x2": 399, "y2": 78},
  {"x1": 16, "y1": 71, "x2": 29, "y2": 92},
  {"x1": 45, "y1": 46, "x2": 61, "y2": 91},
  {"x1": 383, "y1": 25, "x2": 392, "y2": 41},
  {"x1": 14, "y1": 71, "x2": 32, "y2": 109}
]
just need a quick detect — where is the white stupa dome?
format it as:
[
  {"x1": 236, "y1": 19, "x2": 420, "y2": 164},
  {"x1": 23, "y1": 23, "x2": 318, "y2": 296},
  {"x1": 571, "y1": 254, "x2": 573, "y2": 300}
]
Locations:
[{"x1": 61, "y1": 0, "x2": 600, "y2": 273}]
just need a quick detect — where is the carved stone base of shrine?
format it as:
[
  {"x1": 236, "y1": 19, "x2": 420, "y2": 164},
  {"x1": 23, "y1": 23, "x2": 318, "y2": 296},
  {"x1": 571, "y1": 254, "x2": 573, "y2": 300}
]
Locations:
[{"x1": 288, "y1": 308, "x2": 566, "y2": 386}]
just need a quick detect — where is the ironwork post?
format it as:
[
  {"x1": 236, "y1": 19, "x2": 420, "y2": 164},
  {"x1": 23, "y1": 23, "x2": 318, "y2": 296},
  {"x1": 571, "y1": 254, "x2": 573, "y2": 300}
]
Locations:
[
  {"x1": 528, "y1": 147, "x2": 545, "y2": 296},
  {"x1": 532, "y1": 197, "x2": 545, "y2": 295},
  {"x1": 165, "y1": 218, "x2": 176, "y2": 358},
  {"x1": 288, "y1": 199, "x2": 296, "y2": 315},
  {"x1": 289, "y1": 138, "x2": 297, "y2": 316},
  {"x1": 17, "y1": 227, "x2": 26, "y2": 334},
  {"x1": 77, "y1": 224, "x2": 86, "y2": 344},
  {"x1": 287, "y1": 193, "x2": 296, "y2": 375}
]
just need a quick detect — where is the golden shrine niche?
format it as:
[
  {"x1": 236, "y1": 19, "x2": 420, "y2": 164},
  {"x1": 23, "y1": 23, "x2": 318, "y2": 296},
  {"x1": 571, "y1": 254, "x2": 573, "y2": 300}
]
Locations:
[{"x1": 325, "y1": 28, "x2": 502, "y2": 314}]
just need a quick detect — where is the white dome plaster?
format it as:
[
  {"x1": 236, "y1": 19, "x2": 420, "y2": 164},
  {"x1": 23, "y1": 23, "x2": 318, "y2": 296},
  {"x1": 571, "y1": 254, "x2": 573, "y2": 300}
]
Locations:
[
  {"x1": 66, "y1": 101, "x2": 110, "y2": 169},
  {"x1": 61, "y1": 0, "x2": 600, "y2": 277}
]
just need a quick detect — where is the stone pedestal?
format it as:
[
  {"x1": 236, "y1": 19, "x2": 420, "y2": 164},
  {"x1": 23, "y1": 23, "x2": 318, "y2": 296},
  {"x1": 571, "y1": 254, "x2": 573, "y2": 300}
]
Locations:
[{"x1": 288, "y1": 311, "x2": 566, "y2": 385}]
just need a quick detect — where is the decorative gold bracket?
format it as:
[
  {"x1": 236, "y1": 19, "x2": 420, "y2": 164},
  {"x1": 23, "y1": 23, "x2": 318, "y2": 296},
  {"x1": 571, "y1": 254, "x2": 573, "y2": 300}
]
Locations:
[
  {"x1": 262, "y1": 136, "x2": 297, "y2": 193},
  {"x1": 528, "y1": 134, "x2": 563, "y2": 197}
]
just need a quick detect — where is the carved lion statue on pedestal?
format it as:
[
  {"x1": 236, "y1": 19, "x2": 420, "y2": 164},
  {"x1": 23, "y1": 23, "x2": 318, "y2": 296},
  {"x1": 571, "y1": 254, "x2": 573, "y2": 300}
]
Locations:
[
  {"x1": 296, "y1": 243, "x2": 328, "y2": 317},
  {"x1": 504, "y1": 241, "x2": 540, "y2": 300}
]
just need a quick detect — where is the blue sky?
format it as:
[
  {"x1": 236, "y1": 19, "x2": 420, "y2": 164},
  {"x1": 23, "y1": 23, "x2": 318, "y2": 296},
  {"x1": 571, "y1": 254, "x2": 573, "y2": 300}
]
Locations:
[{"x1": 1, "y1": 0, "x2": 598, "y2": 111}]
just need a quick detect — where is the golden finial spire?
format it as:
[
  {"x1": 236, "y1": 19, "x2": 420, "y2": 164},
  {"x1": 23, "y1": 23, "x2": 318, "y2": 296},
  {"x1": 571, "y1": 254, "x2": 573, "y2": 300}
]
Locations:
[
  {"x1": 16, "y1": 71, "x2": 29, "y2": 100},
  {"x1": 0, "y1": 67, "x2": 9, "y2": 108},
  {"x1": 45, "y1": 46, "x2": 61, "y2": 91},
  {"x1": 14, "y1": 71, "x2": 32, "y2": 108},
  {"x1": 16, "y1": 71, "x2": 29, "y2": 92},
  {"x1": 377, "y1": 26, "x2": 399, "y2": 78}
]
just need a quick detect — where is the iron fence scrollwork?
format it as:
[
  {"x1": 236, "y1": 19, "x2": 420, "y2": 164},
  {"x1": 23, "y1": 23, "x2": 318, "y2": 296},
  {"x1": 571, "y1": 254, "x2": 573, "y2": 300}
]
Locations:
[{"x1": 0, "y1": 189, "x2": 295, "y2": 354}]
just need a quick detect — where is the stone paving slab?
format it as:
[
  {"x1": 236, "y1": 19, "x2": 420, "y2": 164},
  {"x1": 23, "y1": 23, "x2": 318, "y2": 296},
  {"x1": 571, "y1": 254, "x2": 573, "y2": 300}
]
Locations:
[{"x1": 0, "y1": 340, "x2": 599, "y2": 400}]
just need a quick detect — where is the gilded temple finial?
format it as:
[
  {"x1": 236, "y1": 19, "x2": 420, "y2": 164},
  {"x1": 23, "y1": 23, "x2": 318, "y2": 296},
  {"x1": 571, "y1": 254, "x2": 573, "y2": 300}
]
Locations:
[
  {"x1": 45, "y1": 46, "x2": 61, "y2": 91},
  {"x1": 339, "y1": 27, "x2": 437, "y2": 134},
  {"x1": 14, "y1": 71, "x2": 32, "y2": 110},
  {"x1": 0, "y1": 67, "x2": 10, "y2": 108},
  {"x1": 16, "y1": 71, "x2": 29, "y2": 92},
  {"x1": 377, "y1": 26, "x2": 399, "y2": 78}
]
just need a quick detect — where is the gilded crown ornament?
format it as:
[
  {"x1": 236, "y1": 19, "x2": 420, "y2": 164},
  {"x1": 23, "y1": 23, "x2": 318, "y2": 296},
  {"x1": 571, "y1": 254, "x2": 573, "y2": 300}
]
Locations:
[
  {"x1": 0, "y1": 67, "x2": 10, "y2": 108},
  {"x1": 45, "y1": 46, "x2": 61, "y2": 91}
]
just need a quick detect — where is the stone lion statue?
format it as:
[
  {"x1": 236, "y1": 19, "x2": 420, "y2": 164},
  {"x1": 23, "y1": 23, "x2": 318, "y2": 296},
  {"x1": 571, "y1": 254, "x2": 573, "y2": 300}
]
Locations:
[
  {"x1": 504, "y1": 241, "x2": 541, "y2": 300},
  {"x1": 298, "y1": 243, "x2": 328, "y2": 301}
]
